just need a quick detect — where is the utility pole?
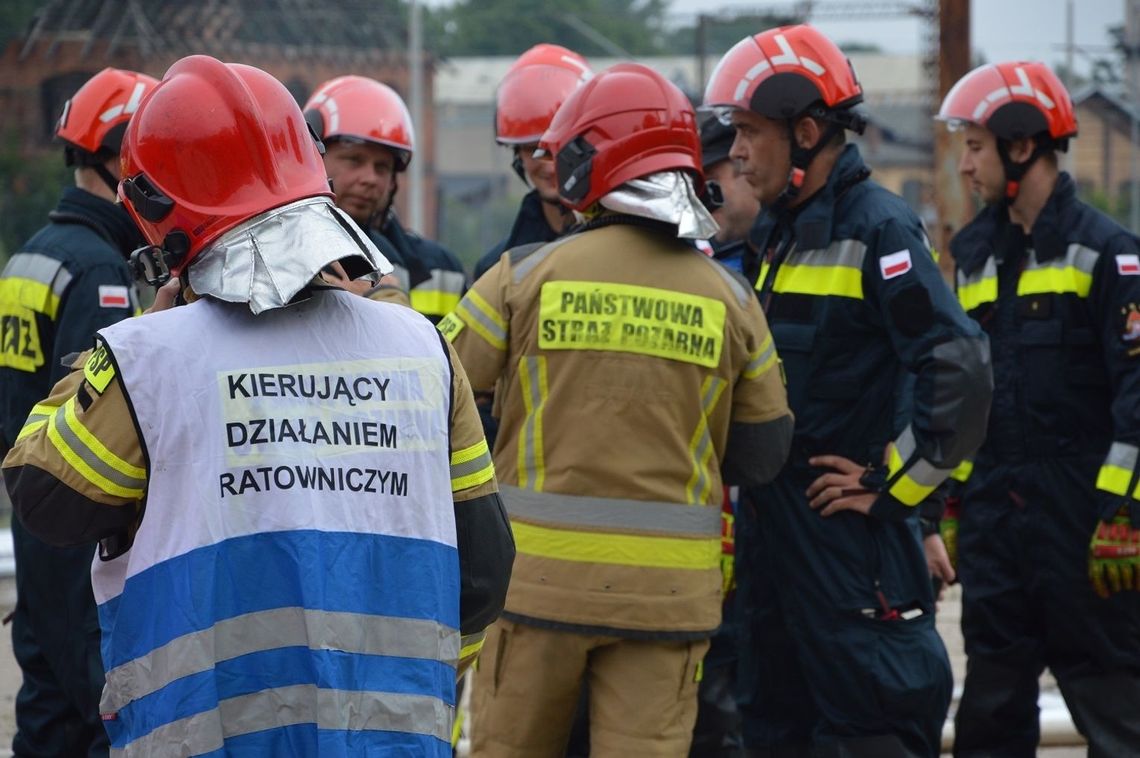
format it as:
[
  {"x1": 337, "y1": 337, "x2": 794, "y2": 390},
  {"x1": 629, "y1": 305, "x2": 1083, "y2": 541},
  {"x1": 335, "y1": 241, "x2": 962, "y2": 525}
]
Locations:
[
  {"x1": 408, "y1": 0, "x2": 424, "y2": 233},
  {"x1": 697, "y1": 14, "x2": 709, "y2": 95},
  {"x1": 1127, "y1": 0, "x2": 1140, "y2": 232},
  {"x1": 932, "y1": 0, "x2": 971, "y2": 275}
]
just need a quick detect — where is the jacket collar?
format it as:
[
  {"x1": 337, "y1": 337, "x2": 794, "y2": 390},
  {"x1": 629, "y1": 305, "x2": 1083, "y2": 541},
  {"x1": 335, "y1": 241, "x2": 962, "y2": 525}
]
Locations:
[
  {"x1": 53, "y1": 187, "x2": 144, "y2": 256},
  {"x1": 507, "y1": 190, "x2": 559, "y2": 249},
  {"x1": 749, "y1": 144, "x2": 871, "y2": 253},
  {"x1": 951, "y1": 172, "x2": 1076, "y2": 275}
]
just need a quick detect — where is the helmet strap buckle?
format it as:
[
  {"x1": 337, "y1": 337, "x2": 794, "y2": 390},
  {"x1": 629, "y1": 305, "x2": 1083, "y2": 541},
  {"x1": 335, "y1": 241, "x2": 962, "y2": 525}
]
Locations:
[{"x1": 129, "y1": 230, "x2": 189, "y2": 287}]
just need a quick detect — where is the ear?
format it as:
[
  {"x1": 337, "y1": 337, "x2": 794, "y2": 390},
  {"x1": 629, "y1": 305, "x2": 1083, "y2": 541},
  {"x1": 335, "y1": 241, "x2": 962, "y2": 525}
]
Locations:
[
  {"x1": 1007, "y1": 136, "x2": 1036, "y2": 165},
  {"x1": 794, "y1": 116, "x2": 823, "y2": 151}
]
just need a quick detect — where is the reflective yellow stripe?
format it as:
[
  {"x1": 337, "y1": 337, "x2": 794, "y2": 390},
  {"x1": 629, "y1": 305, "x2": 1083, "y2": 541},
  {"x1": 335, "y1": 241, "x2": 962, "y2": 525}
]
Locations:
[
  {"x1": 685, "y1": 377, "x2": 727, "y2": 505},
  {"x1": 889, "y1": 472, "x2": 936, "y2": 506},
  {"x1": 743, "y1": 333, "x2": 777, "y2": 379},
  {"x1": 1097, "y1": 464, "x2": 1133, "y2": 497},
  {"x1": 755, "y1": 260, "x2": 771, "y2": 292},
  {"x1": 15, "y1": 420, "x2": 46, "y2": 441},
  {"x1": 511, "y1": 520, "x2": 722, "y2": 570},
  {"x1": 517, "y1": 356, "x2": 548, "y2": 491},
  {"x1": 1017, "y1": 266, "x2": 1092, "y2": 298},
  {"x1": 886, "y1": 442, "x2": 932, "y2": 507},
  {"x1": 47, "y1": 398, "x2": 145, "y2": 498},
  {"x1": 16, "y1": 396, "x2": 57, "y2": 440},
  {"x1": 772, "y1": 264, "x2": 863, "y2": 299},
  {"x1": 0, "y1": 276, "x2": 63, "y2": 320},
  {"x1": 459, "y1": 631, "x2": 486, "y2": 662},
  {"x1": 451, "y1": 439, "x2": 495, "y2": 491},
  {"x1": 410, "y1": 289, "x2": 462, "y2": 318},
  {"x1": 950, "y1": 459, "x2": 974, "y2": 483},
  {"x1": 456, "y1": 290, "x2": 507, "y2": 350},
  {"x1": 957, "y1": 277, "x2": 997, "y2": 311}
]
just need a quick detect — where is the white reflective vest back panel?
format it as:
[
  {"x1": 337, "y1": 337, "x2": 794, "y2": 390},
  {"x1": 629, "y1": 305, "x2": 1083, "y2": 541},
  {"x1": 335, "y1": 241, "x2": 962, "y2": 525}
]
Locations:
[{"x1": 92, "y1": 291, "x2": 458, "y2": 757}]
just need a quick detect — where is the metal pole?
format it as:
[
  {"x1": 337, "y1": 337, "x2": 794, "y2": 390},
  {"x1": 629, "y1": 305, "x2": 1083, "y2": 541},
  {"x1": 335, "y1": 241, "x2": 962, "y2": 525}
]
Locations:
[
  {"x1": 409, "y1": 0, "x2": 424, "y2": 233},
  {"x1": 697, "y1": 14, "x2": 709, "y2": 96},
  {"x1": 933, "y1": 0, "x2": 971, "y2": 275}
]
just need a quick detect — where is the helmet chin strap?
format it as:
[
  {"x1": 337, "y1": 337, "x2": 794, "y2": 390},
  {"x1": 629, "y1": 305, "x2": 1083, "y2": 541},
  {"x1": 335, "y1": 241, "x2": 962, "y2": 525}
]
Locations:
[
  {"x1": 997, "y1": 138, "x2": 1052, "y2": 203},
  {"x1": 769, "y1": 119, "x2": 842, "y2": 214},
  {"x1": 93, "y1": 163, "x2": 120, "y2": 196}
]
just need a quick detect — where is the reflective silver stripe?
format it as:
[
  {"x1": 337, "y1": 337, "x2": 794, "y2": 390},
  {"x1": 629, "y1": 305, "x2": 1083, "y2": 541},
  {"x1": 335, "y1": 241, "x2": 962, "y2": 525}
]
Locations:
[
  {"x1": 958, "y1": 256, "x2": 998, "y2": 287},
  {"x1": 420, "y1": 269, "x2": 466, "y2": 294},
  {"x1": 110, "y1": 684, "x2": 451, "y2": 756},
  {"x1": 700, "y1": 253, "x2": 750, "y2": 306},
  {"x1": 456, "y1": 296, "x2": 507, "y2": 345},
  {"x1": 102, "y1": 607, "x2": 458, "y2": 713},
  {"x1": 690, "y1": 378, "x2": 726, "y2": 504},
  {"x1": 901, "y1": 457, "x2": 951, "y2": 488},
  {"x1": 1105, "y1": 441, "x2": 1140, "y2": 472},
  {"x1": 391, "y1": 264, "x2": 411, "y2": 292},
  {"x1": 893, "y1": 425, "x2": 917, "y2": 462},
  {"x1": 451, "y1": 446, "x2": 493, "y2": 482},
  {"x1": 2, "y1": 252, "x2": 72, "y2": 295},
  {"x1": 501, "y1": 485, "x2": 722, "y2": 537},
  {"x1": 460, "y1": 630, "x2": 486, "y2": 657},
  {"x1": 790, "y1": 239, "x2": 867, "y2": 269},
  {"x1": 745, "y1": 337, "x2": 776, "y2": 376},
  {"x1": 512, "y1": 236, "x2": 575, "y2": 283},
  {"x1": 51, "y1": 404, "x2": 146, "y2": 493},
  {"x1": 1025, "y1": 244, "x2": 1099, "y2": 274},
  {"x1": 520, "y1": 356, "x2": 543, "y2": 487}
]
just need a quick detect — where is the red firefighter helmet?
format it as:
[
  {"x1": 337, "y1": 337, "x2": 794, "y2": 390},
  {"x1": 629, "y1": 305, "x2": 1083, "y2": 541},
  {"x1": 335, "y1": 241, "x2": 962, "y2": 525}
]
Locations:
[
  {"x1": 118, "y1": 55, "x2": 333, "y2": 276},
  {"x1": 704, "y1": 24, "x2": 863, "y2": 120},
  {"x1": 56, "y1": 67, "x2": 159, "y2": 164},
  {"x1": 304, "y1": 76, "x2": 415, "y2": 171},
  {"x1": 495, "y1": 44, "x2": 592, "y2": 145},
  {"x1": 937, "y1": 61, "x2": 1077, "y2": 147},
  {"x1": 537, "y1": 63, "x2": 703, "y2": 212}
]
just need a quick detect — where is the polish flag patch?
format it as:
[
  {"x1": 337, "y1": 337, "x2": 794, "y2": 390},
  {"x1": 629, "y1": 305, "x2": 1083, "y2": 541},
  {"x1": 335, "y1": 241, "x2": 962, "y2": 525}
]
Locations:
[
  {"x1": 1117, "y1": 254, "x2": 1140, "y2": 276},
  {"x1": 879, "y1": 250, "x2": 913, "y2": 280},
  {"x1": 98, "y1": 285, "x2": 129, "y2": 309}
]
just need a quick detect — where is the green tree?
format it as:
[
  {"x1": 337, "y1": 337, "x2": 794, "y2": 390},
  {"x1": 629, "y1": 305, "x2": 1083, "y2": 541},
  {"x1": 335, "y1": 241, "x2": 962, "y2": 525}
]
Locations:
[
  {"x1": 428, "y1": 0, "x2": 670, "y2": 57},
  {"x1": 0, "y1": 0, "x2": 40, "y2": 46}
]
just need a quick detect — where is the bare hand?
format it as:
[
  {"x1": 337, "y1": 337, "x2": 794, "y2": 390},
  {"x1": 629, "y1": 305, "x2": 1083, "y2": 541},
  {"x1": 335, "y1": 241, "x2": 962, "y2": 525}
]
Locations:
[
  {"x1": 144, "y1": 277, "x2": 180, "y2": 315},
  {"x1": 806, "y1": 455, "x2": 876, "y2": 517},
  {"x1": 923, "y1": 533, "x2": 955, "y2": 600}
]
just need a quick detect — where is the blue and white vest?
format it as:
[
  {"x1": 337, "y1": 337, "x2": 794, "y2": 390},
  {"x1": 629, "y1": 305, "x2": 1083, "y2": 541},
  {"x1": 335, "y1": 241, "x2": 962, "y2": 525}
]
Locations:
[{"x1": 92, "y1": 290, "x2": 458, "y2": 756}]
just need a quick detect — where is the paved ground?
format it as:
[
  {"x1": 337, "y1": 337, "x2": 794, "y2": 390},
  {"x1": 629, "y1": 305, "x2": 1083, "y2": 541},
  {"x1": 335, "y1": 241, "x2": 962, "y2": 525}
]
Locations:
[{"x1": 0, "y1": 577, "x2": 1088, "y2": 756}]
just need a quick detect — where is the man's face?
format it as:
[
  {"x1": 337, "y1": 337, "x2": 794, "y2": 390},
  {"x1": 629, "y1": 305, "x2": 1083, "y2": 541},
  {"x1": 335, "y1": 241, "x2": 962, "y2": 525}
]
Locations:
[
  {"x1": 323, "y1": 140, "x2": 397, "y2": 226},
  {"x1": 706, "y1": 158, "x2": 761, "y2": 244},
  {"x1": 516, "y1": 144, "x2": 560, "y2": 203},
  {"x1": 957, "y1": 123, "x2": 1006, "y2": 205},
  {"x1": 728, "y1": 109, "x2": 792, "y2": 207}
]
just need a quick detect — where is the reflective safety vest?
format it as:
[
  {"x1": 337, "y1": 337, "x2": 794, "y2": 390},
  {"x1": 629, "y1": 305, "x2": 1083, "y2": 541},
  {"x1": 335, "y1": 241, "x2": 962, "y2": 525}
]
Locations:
[{"x1": 93, "y1": 291, "x2": 459, "y2": 756}]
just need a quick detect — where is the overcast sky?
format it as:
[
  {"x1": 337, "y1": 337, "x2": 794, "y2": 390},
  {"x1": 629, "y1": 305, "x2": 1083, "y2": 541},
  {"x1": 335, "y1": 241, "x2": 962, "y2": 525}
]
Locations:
[{"x1": 666, "y1": 0, "x2": 1124, "y2": 75}]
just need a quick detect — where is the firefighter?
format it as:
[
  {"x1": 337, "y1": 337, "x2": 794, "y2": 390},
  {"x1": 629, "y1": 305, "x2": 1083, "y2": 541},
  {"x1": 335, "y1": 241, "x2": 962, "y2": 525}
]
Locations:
[
  {"x1": 3, "y1": 55, "x2": 514, "y2": 756},
  {"x1": 305, "y1": 75, "x2": 467, "y2": 323},
  {"x1": 705, "y1": 25, "x2": 992, "y2": 757},
  {"x1": 0, "y1": 66, "x2": 157, "y2": 758},
  {"x1": 442, "y1": 62, "x2": 793, "y2": 757},
  {"x1": 938, "y1": 60, "x2": 1140, "y2": 757},
  {"x1": 698, "y1": 110, "x2": 760, "y2": 274},
  {"x1": 472, "y1": 44, "x2": 592, "y2": 282}
]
